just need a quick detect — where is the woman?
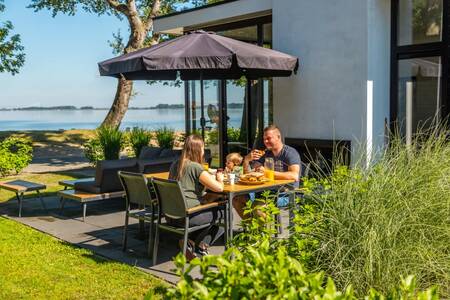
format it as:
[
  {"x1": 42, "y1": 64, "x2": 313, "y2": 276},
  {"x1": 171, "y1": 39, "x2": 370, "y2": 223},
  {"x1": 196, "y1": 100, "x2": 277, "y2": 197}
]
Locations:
[{"x1": 168, "y1": 134, "x2": 224, "y2": 259}]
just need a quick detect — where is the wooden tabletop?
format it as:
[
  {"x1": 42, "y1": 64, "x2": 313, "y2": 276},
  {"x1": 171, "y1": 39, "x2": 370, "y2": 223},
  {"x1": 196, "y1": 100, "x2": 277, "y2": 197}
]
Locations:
[
  {"x1": 144, "y1": 171, "x2": 295, "y2": 194},
  {"x1": 58, "y1": 189, "x2": 125, "y2": 202},
  {"x1": 0, "y1": 180, "x2": 46, "y2": 193},
  {"x1": 144, "y1": 172, "x2": 170, "y2": 179}
]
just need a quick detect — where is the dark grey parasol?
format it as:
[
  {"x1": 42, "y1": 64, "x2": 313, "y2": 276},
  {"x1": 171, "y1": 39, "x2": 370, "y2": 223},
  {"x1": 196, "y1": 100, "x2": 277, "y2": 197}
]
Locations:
[{"x1": 98, "y1": 30, "x2": 299, "y2": 80}]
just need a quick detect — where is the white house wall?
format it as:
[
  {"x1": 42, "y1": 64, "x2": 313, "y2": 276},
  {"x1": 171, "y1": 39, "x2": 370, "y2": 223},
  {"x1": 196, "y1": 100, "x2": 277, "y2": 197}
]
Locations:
[{"x1": 272, "y1": 0, "x2": 390, "y2": 162}]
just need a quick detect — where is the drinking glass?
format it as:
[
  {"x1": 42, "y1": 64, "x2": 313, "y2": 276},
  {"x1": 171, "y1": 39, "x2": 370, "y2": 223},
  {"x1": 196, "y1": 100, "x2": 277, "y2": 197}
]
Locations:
[
  {"x1": 264, "y1": 158, "x2": 275, "y2": 181},
  {"x1": 202, "y1": 162, "x2": 209, "y2": 171}
]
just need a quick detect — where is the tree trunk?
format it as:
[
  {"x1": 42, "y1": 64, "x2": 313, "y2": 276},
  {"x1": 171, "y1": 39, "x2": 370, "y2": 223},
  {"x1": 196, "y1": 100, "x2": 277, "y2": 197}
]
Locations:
[{"x1": 101, "y1": 77, "x2": 133, "y2": 128}]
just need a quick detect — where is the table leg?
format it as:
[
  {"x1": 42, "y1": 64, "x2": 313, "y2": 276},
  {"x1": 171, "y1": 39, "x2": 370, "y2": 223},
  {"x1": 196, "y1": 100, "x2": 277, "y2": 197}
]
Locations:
[
  {"x1": 288, "y1": 190, "x2": 295, "y2": 229},
  {"x1": 228, "y1": 192, "x2": 234, "y2": 242},
  {"x1": 16, "y1": 192, "x2": 23, "y2": 217},
  {"x1": 37, "y1": 190, "x2": 47, "y2": 211}
]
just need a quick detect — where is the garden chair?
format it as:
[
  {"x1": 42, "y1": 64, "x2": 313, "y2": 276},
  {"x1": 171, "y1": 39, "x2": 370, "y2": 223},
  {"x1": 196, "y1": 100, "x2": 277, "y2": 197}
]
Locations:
[
  {"x1": 151, "y1": 177, "x2": 228, "y2": 265},
  {"x1": 118, "y1": 171, "x2": 157, "y2": 257}
]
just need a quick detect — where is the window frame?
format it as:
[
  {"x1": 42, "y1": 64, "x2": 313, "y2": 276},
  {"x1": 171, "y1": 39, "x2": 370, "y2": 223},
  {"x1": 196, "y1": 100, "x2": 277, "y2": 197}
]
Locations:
[{"x1": 390, "y1": 0, "x2": 449, "y2": 131}]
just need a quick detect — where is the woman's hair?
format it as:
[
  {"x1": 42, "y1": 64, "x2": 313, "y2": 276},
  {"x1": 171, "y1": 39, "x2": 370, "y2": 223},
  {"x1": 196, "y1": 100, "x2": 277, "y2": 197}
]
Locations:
[
  {"x1": 226, "y1": 152, "x2": 243, "y2": 165},
  {"x1": 176, "y1": 134, "x2": 204, "y2": 180}
]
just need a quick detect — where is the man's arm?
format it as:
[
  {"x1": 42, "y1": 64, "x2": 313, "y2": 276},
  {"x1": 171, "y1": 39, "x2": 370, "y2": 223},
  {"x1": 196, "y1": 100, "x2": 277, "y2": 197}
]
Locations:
[{"x1": 274, "y1": 164, "x2": 300, "y2": 181}]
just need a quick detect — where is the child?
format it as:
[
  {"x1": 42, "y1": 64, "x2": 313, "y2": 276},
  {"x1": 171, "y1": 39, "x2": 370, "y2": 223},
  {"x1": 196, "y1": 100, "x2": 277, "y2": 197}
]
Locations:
[{"x1": 225, "y1": 152, "x2": 243, "y2": 173}]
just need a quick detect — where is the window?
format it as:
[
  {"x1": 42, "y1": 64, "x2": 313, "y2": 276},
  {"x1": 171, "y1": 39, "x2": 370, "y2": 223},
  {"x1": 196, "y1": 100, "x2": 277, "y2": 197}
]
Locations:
[
  {"x1": 398, "y1": 0, "x2": 443, "y2": 46},
  {"x1": 397, "y1": 57, "x2": 441, "y2": 139}
]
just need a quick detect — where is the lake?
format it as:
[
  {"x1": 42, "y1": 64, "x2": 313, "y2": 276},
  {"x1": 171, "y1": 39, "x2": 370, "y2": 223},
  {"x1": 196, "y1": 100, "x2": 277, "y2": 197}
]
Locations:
[{"x1": 0, "y1": 108, "x2": 247, "y2": 131}]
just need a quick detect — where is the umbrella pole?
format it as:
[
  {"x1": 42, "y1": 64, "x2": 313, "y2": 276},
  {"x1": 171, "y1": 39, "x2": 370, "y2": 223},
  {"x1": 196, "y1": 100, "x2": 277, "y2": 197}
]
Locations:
[{"x1": 200, "y1": 77, "x2": 206, "y2": 140}]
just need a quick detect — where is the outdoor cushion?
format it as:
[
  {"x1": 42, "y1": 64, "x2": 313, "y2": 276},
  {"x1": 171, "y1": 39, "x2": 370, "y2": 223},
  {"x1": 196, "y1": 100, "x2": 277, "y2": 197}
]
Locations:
[
  {"x1": 139, "y1": 146, "x2": 162, "y2": 160},
  {"x1": 75, "y1": 158, "x2": 139, "y2": 194},
  {"x1": 138, "y1": 158, "x2": 174, "y2": 174},
  {"x1": 159, "y1": 149, "x2": 181, "y2": 158}
]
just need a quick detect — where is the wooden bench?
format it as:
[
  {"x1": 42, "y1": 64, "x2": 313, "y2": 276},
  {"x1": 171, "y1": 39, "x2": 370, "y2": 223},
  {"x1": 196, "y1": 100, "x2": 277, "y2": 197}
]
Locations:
[
  {"x1": 58, "y1": 189, "x2": 125, "y2": 222},
  {"x1": 0, "y1": 180, "x2": 47, "y2": 217}
]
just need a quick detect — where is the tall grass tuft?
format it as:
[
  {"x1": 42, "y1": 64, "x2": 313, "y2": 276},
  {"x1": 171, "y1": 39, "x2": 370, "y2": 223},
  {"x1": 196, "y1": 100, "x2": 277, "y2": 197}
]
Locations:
[
  {"x1": 154, "y1": 126, "x2": 176, "y2": 149},
  {"x1": 97, "y1": 126, "x2": 123, "y2": 160},
  {"x1": 129, "y1": 127, "x2": 151, "y2": 158},
  {"x1": 305, "y1": 127, "x2": 450, "y2": 296}
]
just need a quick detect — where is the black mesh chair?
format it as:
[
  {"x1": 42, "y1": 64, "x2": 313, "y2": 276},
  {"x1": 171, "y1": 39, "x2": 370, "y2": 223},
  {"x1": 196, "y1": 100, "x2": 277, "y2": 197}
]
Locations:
[
  {"x1": 118, "y1": 171, "x2": 157, "y2": 257},
  {"x1": 151, "y1": 177, "x2": 228, "y2": 265}
]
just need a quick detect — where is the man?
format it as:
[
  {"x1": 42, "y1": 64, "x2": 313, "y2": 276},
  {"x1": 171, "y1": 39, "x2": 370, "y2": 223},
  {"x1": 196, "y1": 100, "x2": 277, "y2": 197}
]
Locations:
[{"x1": 233, "y1": 125, "x2": 301, "y2": 219}]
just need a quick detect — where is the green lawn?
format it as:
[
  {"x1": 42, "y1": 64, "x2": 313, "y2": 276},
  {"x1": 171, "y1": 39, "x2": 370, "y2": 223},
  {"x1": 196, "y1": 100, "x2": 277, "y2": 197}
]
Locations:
[{"x1": 0, "y1": 173, "x2": 167, "y2": 299}]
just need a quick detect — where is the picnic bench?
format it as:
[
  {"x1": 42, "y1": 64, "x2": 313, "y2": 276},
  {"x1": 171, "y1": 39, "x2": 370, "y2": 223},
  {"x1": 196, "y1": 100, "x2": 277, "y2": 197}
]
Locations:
[{"x1": 0, "y1": 180, "x2": 47, "y2": 217}]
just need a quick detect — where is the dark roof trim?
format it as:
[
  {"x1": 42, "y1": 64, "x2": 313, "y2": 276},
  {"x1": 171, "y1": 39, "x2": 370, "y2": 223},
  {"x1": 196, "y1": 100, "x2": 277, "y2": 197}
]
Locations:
[{"x1": 154, "y1": 0, "x2": 241, "y2": 20}]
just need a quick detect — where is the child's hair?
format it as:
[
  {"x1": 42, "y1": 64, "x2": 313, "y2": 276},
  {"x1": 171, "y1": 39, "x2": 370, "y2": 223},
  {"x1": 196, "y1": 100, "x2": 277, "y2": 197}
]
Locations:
[{"x1": 226, "y1": 152, "x2": 243, "y2": 165}]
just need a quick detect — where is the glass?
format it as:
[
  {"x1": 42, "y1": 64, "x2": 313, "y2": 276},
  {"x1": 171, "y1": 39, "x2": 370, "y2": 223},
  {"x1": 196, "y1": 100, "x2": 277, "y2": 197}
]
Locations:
[
  {"x1": 398, "y1": 0, "x2": 443, "y2": 45},
  {"x1": 202, "y1": 162, "x2": 209, "y2": 171},
  {"x1": 264, "y1": 157, "x2": 275, "y2": 181},
  {"x1": 397, "y1": 56, "x2": 441, "y2": 141}
]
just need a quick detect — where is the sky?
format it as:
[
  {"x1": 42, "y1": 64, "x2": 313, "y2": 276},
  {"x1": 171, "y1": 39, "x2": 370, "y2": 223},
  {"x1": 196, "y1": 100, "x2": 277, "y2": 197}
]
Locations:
[{"x1": 0, "y1": 0, "x2": 186, "y2": 108}]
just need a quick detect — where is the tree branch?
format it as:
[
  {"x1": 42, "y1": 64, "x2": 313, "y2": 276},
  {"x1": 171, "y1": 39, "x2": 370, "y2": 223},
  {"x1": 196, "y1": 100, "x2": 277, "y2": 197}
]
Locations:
[
  {"x1": 145, "y1": 0, "x2": 161, "y2": 30},
  {"x1": 105, "y1": 0, "x2": 129, "y2": 16}
]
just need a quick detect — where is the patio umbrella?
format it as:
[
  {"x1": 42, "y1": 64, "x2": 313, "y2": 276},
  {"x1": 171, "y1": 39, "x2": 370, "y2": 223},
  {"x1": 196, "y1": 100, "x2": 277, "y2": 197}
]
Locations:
[{"x1": 98, "y1": 30, "x2": 299, "y2": 80}]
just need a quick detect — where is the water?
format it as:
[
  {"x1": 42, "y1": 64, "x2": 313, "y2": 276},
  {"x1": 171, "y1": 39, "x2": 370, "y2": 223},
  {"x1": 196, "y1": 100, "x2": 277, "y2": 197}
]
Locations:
[{"x1": 0, "y1": 108, "x2": 247, "y2": 131}]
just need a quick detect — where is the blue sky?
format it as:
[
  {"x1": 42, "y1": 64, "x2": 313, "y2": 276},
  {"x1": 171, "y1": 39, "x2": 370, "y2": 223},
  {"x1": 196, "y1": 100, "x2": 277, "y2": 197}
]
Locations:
[{"x1": 0, "y1": 0, "x2": 186, "y2": 108}]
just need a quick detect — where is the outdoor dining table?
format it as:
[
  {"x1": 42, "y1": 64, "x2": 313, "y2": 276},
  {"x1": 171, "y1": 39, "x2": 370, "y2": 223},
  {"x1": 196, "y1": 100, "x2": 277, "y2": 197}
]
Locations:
[{"x1": 144, "y1": 171, "x2": 295, "y2": 242}]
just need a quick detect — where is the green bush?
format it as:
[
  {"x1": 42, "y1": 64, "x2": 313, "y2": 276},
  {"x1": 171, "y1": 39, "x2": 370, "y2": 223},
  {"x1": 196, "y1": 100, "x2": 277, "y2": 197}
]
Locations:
[
  {"x1": 129, "y1": 127, "x2": 151, "y2": 157},
  {"x1": 166, "y1": 192, "x2": 438, "y2": 299},
  {"x1": 298, "y1": 129, "x2": 450, "y2": 297},
  {"x1": 154, "y1": 126, "x2": 176, "y2": 149},
  {"x1": 83, "y1": 138, "x2": 104, "y2": 166},
  {"x1": 0, "y1": 137, "x2": 33, "y2": 177},
  {"x1": 97, "y1": 126, "x2": 123, "y2": 160}
]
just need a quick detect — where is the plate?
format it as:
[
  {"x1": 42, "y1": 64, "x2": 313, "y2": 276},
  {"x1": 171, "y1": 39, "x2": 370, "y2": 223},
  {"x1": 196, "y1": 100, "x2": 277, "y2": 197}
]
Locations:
[{"x1": 238, "y1": 179, "x2": 265, "y2": 185}]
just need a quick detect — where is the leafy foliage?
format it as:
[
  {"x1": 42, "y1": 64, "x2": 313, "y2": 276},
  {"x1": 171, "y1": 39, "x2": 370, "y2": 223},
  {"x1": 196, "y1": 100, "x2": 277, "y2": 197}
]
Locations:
[
  {"x1": 128, "y1": 127, "x2": 151, "y2": 157},
  {"x1": 97, "y1": 126, "x2": 124, "y2": 160},
  {"x1": 0, "y1": 137, "x2": 33, "y2": 176},
  {"x1": 167, "y1": 196, "x2": 438, "y2": 299},
  {"x1": 83, "y1": 137, "x2": 104, "y2": 166},
  {"x1": 0, "y1": 0, "x2": 25, "y2": 75},
  {"x1": 154, "y1": 126, "x2": 176, "y2": 149}
]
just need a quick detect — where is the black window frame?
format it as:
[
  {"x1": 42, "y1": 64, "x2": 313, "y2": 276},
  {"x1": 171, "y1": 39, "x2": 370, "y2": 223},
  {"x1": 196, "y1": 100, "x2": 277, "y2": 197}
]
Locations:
[{"x1": 390, "y1": 0, "x2": 449, "y2": 131}]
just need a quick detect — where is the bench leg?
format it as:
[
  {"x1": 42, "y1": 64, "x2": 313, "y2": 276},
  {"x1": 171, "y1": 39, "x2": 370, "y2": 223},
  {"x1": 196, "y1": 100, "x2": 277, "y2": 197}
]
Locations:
[
  {"x1": 60, "y1": 197, "x2": 66, "y2": 213},
  {"x1": 37, "y1": 190, "x2": 47, "y2": 212},
  {"x1": 15, "y1": 192, "x2": 23, "y2": 217},
  {"x1": 82, "y1": 203, "x2": 87, "y2": 222}
]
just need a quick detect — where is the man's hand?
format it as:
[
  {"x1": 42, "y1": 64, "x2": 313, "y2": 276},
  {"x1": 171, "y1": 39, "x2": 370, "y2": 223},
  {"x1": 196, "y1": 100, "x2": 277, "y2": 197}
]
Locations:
[{"x1": 245, "y1": 149, "x2": 264, "y2": 162}]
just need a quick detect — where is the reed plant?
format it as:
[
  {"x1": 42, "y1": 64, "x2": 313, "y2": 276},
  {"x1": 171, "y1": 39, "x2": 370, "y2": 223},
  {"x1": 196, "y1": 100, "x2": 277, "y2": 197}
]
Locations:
[
  {"x1": 303, "y1": 127, "x2": 450, "y2": 296},
  {"x1": 154, "y1": 126, "x2": 176, "y2": 149},
  {"x1": 128, "y1": 127, "x2": 151, "y2": 157},
  {"x1": 97, "y1": 126, "x2": 123, "y2": 160}
]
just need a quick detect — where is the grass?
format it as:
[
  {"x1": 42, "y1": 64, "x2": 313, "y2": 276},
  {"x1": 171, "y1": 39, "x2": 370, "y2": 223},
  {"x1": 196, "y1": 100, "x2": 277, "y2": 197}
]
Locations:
[
  {"x1": 0, "y1": 172, "x2": 167, "y2": 299},
  {"x1": 306, "y1": 129, "x2": 450, "y2": 297},
  {"x1": 0, "y1": 217, "x2": 166, "y2": 299}
]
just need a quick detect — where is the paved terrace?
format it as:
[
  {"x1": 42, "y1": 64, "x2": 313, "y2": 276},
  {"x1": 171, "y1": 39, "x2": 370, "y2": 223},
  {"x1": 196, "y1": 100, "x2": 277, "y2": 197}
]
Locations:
[{"x1": 0, "y1": 193, "x2": 291, "y2": 283}]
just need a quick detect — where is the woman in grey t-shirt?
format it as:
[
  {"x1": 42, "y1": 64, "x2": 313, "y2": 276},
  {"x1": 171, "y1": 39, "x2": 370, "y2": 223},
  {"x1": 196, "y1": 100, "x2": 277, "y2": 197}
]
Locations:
[{"x1": 168, "y1": 135, "x2": 224, "y2": 258}]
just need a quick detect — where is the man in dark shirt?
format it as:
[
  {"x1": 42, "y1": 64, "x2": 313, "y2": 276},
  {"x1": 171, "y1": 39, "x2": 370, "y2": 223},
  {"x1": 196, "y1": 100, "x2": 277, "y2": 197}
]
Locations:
[{"x1": 233, "y1": 125, "x2": 301, "y2": 219}]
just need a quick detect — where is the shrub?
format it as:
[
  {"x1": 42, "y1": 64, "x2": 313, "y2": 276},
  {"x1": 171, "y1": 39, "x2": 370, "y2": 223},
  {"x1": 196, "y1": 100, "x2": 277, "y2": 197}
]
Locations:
[
  {"x1": 165, "y1": 192, "x2": 438, "y2": 300},
  {"x1": 168, "y1": 241, "x2": 437, "y2": 299},
  {"x1": 129, "y1": 127, "x2": 151, "y2": 157},
  {"x1": 154, "y1": 126, "x2": 176, "y2": 149},
  {"x1": 0, "y1": 137, "x2": 33, "y2": 177},
  {"x1": 83, "y1": 137, "x2": 104, "y2": 166},
  {"x1": 97, "y1": 126, "x2": 123, "y2": 160},
  {"x1": 299, "y1": 129, "x2": 450, "y2": 297}
]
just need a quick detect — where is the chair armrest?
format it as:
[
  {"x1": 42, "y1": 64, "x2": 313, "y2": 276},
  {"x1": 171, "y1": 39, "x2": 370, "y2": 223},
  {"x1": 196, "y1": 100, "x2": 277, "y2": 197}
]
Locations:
[{"x1": 187, "y1": 201, "x2": 227, "y2": 214}]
